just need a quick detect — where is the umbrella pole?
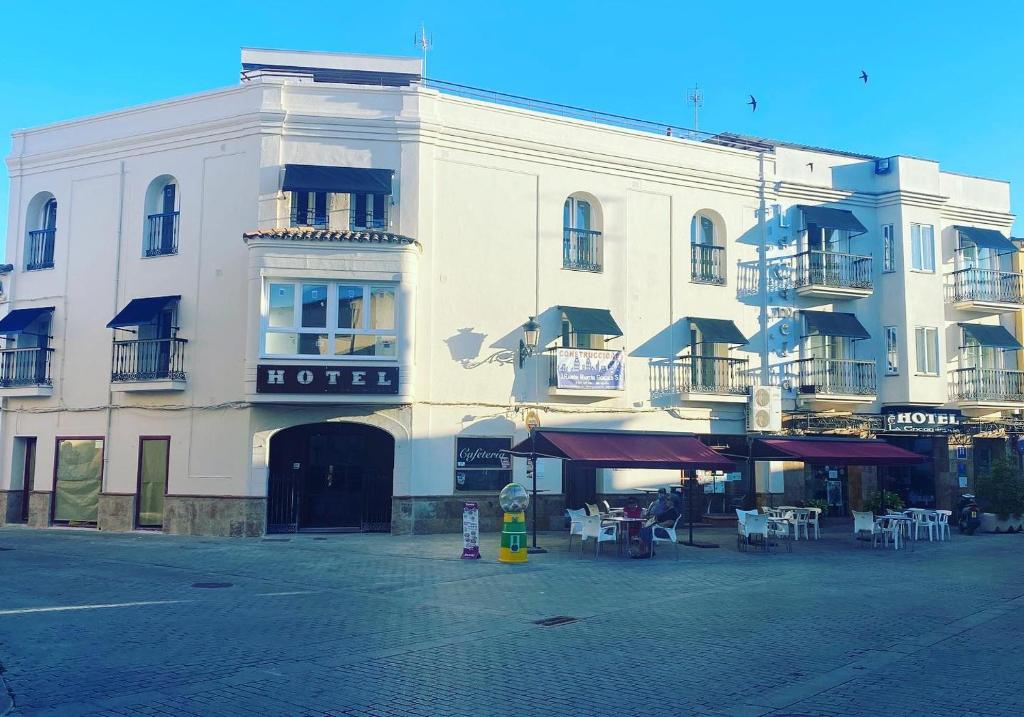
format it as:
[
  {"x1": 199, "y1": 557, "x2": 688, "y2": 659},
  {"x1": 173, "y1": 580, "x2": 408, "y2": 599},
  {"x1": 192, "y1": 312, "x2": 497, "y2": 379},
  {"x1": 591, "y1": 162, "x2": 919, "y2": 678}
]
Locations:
[
  {"x1": 527, "y1": 438, "x2": 546, "y2": 554},
  {"x1": 680, "y1": 469, "x2": 719, "y2": 549}
]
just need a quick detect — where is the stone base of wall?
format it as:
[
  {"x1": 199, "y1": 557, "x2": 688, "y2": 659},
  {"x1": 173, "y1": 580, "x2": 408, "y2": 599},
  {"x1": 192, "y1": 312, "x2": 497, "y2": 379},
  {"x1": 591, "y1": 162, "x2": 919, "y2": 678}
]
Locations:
[
  {"x1": 163, "y1": 496, "x2": 266, "y2": 538},
  {"x1": 0, "y1": 490, "x2": 25, "y2": 525},
  {"x1": 392, "y1": 494, "x2": 567, "y2": 535},
  {"x1": 98, "y1": 494, "x2": 136, "y2": 532},
  {"x1": 27, "y1": 493, "x2": 51, "y2": 528}
]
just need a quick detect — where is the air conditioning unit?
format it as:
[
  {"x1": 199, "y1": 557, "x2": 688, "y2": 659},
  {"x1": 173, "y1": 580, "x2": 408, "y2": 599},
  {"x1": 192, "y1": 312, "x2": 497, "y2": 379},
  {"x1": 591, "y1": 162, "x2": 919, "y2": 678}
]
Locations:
[
  {"x1": 874, "y1": 158, "x2": 892, "y2": 175},
  {"x1": 748, "y1": 385, "x2": 782, "y2": 432}
]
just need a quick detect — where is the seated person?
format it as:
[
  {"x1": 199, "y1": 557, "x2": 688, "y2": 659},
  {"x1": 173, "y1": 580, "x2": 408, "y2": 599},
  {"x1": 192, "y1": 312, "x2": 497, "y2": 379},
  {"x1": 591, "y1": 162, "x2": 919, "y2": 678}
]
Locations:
[{"x1": 646, "y1": 487, "x2": 680, "y2": 526}]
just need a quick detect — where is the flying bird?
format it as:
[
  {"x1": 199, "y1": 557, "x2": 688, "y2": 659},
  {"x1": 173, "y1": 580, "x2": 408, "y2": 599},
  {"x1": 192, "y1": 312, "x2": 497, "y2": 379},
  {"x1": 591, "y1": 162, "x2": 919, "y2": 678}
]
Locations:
[
  {"x1": 859, "y1": 70, "x2": 868, "y2": 83},
  {"x1": 747, "y1": 95, "x2": 757, "y2": 112}
]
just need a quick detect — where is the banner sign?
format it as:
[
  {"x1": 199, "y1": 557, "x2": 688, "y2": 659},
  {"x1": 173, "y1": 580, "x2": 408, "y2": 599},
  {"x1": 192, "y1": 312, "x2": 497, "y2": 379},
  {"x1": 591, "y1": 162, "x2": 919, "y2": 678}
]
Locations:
[
  {"x1": 256, "y1": 364, "x2": 399, "y2": 394},
  {"x1": 455, "y1": 436, "x2": 512, "y2": 492},
  {"x1": 554, "y1": 348, "x2": 624, "y2": 390},
  {"x1": 461, "y1": 502, "x2": 481, "y2": 559},
  {"x1": 881, "y1": 406, "x2": 963, "y2": 433}
]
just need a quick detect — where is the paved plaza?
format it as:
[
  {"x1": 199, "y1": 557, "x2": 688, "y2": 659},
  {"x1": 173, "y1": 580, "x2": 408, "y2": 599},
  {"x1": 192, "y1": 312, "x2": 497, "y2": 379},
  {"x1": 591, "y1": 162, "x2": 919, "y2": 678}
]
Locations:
[{"x1": 0, "y1": 522, "x2": 1022, "y2": 717}]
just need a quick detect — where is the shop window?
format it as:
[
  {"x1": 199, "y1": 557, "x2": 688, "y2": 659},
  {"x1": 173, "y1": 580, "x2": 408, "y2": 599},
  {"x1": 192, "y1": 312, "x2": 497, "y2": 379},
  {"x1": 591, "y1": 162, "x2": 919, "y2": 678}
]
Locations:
[{"x1": 264, "y1": 280, "x2": 397, "y2": 358}]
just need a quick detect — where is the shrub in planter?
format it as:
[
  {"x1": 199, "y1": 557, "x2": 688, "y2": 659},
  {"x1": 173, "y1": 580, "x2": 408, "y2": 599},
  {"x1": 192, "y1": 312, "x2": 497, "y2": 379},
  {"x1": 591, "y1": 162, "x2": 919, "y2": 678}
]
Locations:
[
  {"x1": 863, "y1": 490, "x2": 904, "y2": 515},
  {"x1": 975, "y1": 457, "x2": 1024, "y2": 527},
  {"x1": 805, "y1": 498, "x2": 830, "y2": 521}
]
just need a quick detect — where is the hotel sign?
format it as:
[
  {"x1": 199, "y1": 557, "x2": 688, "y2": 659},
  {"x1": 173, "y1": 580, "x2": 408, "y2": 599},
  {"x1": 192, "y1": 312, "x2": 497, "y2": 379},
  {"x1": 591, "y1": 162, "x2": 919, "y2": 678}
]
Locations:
[
  {"x1": 882, "y1": 406, "x2": 962, "y2": 434},
  {"x1": 554, "y1": 347, "x2": 624, "y2": 390},
  {"x1": 256, "y1": 364, "x2": 399, "y2": 394}
]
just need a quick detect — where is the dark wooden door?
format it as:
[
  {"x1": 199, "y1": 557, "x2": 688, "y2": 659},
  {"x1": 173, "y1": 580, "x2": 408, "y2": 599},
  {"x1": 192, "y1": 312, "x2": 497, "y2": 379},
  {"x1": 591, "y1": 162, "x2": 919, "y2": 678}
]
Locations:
[{"x1": 562, "y1": 463, "x2": 597, "y2": 510}]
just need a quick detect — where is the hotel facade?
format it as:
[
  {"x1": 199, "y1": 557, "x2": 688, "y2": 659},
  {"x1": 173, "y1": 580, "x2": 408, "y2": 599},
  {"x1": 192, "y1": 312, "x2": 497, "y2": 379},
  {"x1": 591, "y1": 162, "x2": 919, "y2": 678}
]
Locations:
[{"x1": 0, "y1": 48, "x2": 1020, "y2": 536}]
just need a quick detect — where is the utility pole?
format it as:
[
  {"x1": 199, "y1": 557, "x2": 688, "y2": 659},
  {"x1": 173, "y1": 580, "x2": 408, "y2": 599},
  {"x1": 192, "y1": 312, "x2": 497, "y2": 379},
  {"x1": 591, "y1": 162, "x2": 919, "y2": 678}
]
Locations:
[{"x1": 687, "y1": 84, "x2": 703, "y2": 138}]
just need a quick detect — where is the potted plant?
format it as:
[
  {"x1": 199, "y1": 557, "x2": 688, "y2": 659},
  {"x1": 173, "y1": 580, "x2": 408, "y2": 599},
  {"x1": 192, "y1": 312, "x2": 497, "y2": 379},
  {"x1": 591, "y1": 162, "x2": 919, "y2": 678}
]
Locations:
[
  {"x1": 862, "y1": 490, "x2": 904, "y2": 515},
  {"x1": 805, "y1": 498, "x2": 830, "y2": 523},
  {"x1": 975, "y1": 457, "x2": 1024, "y2": 533}
]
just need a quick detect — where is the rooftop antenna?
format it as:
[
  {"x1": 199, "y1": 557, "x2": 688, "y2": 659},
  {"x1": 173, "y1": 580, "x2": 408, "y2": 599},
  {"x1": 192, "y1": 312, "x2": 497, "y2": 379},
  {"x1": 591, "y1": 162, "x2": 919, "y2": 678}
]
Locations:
[
  {"x1": 414, "y1": 22, "x2": 433, "y2": 79},
  {"x1": 687, "y1": 83, "x2": 704, "y2": 138}
]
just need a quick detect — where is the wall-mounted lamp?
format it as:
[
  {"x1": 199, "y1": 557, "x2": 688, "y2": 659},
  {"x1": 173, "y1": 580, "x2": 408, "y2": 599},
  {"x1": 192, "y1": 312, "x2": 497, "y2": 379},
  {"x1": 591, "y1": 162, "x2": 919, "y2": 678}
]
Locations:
[{"x1": 518, "y1": 316, "x2": 540, "y2": 368}]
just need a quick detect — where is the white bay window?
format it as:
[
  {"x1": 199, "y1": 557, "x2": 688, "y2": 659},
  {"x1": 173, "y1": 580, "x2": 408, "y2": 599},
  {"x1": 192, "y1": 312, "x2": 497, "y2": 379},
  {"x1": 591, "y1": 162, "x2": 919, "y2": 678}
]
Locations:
[{"x1": 264, "y1": 281, "x2": 397, "y2": 359}]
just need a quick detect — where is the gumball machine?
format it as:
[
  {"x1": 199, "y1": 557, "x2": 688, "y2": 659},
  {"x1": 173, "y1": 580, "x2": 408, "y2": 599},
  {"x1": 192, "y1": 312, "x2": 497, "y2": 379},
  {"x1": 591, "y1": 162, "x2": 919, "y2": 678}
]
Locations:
[{"x1": 498, "y1": 482, "x2": 530, "y2": 564}]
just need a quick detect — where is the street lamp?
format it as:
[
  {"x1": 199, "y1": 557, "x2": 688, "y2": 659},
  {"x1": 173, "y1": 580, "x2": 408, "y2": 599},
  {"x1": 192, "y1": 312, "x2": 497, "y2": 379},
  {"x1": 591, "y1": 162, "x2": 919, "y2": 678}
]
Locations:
[{"x1": 518, "y1": 316, "x2": 540, "y2": 368}]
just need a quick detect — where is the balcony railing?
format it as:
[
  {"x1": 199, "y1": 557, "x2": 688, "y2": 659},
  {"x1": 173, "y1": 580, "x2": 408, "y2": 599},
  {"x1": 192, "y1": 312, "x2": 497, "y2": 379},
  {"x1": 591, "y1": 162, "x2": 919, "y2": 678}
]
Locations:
[
  {"x1": 650, "y1": 356, "x2": 751, "y2": 396},
  {"x1": 562, "y1": 228, "x2": 602, "y2": 272},
  {"x1": 794, "y1": 250, "x2": 873, "y2": 291},
  {"x1": 26, "y1": 228, "x2": 55, "y2": 270},
  {"x1": 691, "y1": 244, "x2": 726, "y2": 285},
  {"x1": 944, "y1": 268, "x2": 1024, "y2": 306},
  {"x1": 0, "y1": 347, "x2": 54, "y2": 387},
  {"x1": 951, "y1": 367, "x2": 1024, "y2": 403},
  {"x1": 796, "y1": 357, "x2": 876, "y2": 396},
  {"x1": 145, "y1": 211, "x2": 179, "y2": 257},
  {"x1": 111, "y1": 338, "x2": 188, "y2": 383},
  {"x1": 350, "y1": 207, "x2": 388, "y2": 231}
]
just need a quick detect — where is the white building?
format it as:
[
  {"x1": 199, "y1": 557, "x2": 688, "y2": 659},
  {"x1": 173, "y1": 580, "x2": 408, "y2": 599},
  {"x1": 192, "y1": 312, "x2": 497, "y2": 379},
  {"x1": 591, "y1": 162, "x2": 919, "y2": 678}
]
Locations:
[{"x1": 0, "y1": 48, "x2": 1019, "y2": 536}]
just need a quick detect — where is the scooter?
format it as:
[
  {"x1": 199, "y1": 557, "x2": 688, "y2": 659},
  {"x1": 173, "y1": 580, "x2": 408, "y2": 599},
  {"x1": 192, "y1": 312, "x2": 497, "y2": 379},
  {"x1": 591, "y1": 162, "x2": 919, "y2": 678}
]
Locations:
[{"x1": 957, "y1": 493, "x2": 981, "y2": 535}]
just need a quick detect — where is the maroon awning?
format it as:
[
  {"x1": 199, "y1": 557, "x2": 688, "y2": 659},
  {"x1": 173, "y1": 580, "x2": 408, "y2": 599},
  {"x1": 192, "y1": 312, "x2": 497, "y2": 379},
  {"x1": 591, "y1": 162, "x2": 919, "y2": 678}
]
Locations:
[
  {"x1": 509, "y1": 430, "x2": 735, "y2": 470},
  {"x1": 754, "y1": 438, "x2": 924, "y2": 466}
]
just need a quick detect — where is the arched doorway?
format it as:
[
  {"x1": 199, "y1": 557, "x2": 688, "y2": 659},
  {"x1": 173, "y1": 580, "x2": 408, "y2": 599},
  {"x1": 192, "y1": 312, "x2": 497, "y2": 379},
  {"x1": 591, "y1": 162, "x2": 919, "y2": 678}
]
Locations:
[{"x1": 267, "y1": 422, "x2": 394, "y2": 533}]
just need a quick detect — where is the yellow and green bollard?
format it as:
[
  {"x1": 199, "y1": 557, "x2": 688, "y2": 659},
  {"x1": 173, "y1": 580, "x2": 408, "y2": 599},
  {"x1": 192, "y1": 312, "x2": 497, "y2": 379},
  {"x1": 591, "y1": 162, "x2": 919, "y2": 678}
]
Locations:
[{"x1": 497, "y1": 482, "x2": 530, "y2": 564}]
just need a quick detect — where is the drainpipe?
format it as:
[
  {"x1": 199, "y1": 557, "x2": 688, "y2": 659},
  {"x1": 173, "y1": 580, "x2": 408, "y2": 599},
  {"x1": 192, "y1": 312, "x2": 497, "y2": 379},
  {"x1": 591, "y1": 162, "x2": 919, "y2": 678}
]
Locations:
[
  {"x1": 104, "y1": 161, "x2": 127, "y2": 490},
  {"x1": 757, "y1": 151, "x2": 770, "y2": 385}
]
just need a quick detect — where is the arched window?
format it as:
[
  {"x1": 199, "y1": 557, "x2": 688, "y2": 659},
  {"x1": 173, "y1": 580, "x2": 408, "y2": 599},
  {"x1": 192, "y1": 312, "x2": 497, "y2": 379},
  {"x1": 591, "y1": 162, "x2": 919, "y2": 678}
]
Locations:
[
  {"x1": 562, "y1": 193, "x2": 602, "y2": 272},
  {"x1": 690, "y1": 210, "x2": 725, "y2": 285},
  {"x1": 25, "y1": 192, "x2": 57, "y2": 271},
  {"x1": 143, "y1": 176, "x2": 180, "y2": 256}
]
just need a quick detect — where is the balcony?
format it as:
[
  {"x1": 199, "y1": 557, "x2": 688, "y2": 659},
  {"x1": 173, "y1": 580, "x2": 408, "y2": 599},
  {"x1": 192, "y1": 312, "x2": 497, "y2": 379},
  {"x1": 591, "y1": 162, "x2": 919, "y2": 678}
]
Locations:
[
  {"x1": 0, "y1": 347, "x2": 54, "y2": 397},
  {"x1": 793, "y1": 357, "x2": 876, "y2": 407},
  {"x1": 562, "y1": 228, "x2": 602, "y2": 272},
  {"x1": 793, "y1": 250, "x2": 873, "y2": 299},
  {"x1": 951, "y1": 367, "x2": 1024, "y2": 414},
  {"x1": 547, "y1": 347, "x2": 623, "y2": 398},
  {"x1": 650, "y1": 356, "x2": 750, "y2": 403},
  {"x1": 26, "y1": 229, "x2": 55, "y2": 271},
  {"x1": 110, "y1": 338, "x2": 188, "y2": 392},
  {"x1": 691, "y1": 244, "x2": 726, "y2": 285},
  {"x1": 944, "y1": 268, "x2": 1024, "y2": 313},
  {"x1": 145, "y1": 212, "x2": 179, "y2": 257}
]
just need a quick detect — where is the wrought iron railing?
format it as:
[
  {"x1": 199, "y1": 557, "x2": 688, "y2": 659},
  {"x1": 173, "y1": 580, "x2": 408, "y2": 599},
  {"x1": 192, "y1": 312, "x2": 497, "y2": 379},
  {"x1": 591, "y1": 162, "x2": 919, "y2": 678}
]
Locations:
[
  {"x1": 0, "y1": 347, "x2": 54, "y2": 387},
  {"x1": 944, "y1": 268, "x2": 1024, "y2": 305},
  {"x1": 291, "y1": 200, "x2": 390, "y2": 231},
  {"x1": 145, "y1": 211, "x2": 179, "y2": 256},
  {"x1": 951, "y1": 367, "x2": 1024, "y2": 403},
  {"x1": 794, "y1": 250, "x2": 873, "y2": 291},
  {"x1": 26, "y1": 228, "x2": 55, "y2": 270},
  {"x1": 650, "y1": 356, "x2": 751, "y2": 396},
  {"x1": 562, "y1": 228, "x2": 602, "y2": 272},
  {"x1": 795, "y1": 357, "x2": 876, "y2": 396},
  {"x1": 111, "y1": 338, "x2": 188, "y2": 382},
  {"x1": 350, "y1": 206, "x2": 389, "y2": 231},
  {"x1": 691, "y1": 244, "x2": 726, "y2": 285}
]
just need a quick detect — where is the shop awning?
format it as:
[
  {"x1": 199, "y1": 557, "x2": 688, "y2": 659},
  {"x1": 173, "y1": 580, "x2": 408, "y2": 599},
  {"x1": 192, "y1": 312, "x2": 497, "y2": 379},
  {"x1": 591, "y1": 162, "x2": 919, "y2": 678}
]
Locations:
[
  {"x1": 959, "y1": 323, "x2": 1022, "y2": 350},
  {"x1": 803, "y1": 310, "x2": 870, "y2": 340},
  {"x1": 559, "y1": 306, "x2": 623, "y2": 338},
  {"x1": 509, "y1": 429, "x2": 735, "y2": 470},
  {"x1": 0, "y1": 306, "x2": 54, "y2": 334},
  {"x1": 688, "y1": 317, "x2": 748, "y2": 345},
  {"x1": 106, "y1": 296, "x2": 180, "y2": 328},
  {"x1": 282, "y1": 164, "x2": 394, "y2": 195},
  {"x1": 797, "y1": 205, "x2": 867, "y2": 237},
  {"x1": 954, "y1": 226, "x2": 1017, "y2": 255},
  {"x1": 753, "y1": 438, "x2": 924, "y2": 466}
]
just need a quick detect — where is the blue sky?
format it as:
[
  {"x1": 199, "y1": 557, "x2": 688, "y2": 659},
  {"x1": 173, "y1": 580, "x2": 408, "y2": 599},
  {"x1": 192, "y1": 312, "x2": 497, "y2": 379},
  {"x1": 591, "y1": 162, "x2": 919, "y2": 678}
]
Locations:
[{"x1": 3, "y1": 0, "x2": 1023, "y2": 243}]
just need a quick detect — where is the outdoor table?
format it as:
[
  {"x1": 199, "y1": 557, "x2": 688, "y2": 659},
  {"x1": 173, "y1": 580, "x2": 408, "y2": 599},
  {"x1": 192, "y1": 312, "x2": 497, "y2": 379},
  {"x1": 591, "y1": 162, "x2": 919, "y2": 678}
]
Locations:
[
  {"x1": 604, "y1": 516, "x2": 647, "y2": 556},
  {"x1": 765, "y1": 516, "x2": 794, "y2": 552},
  {"x1": 874, "y1": 515, "x2": 915, "y2": 551}
]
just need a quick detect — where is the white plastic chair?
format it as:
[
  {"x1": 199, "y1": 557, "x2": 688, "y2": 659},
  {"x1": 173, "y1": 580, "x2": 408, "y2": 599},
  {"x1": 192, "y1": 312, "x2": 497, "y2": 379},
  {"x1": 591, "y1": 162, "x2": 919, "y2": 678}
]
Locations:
[
  {"x1": 852, "y1": 511, "x2": 877, "y2": 544},
  {"x1": 935, "y1": 510, "x2": 952, "y2": 541},
  {"x1": 585, "y1": 503, "x2": 603, "y2": 517},
  {"x1": 651, "y1": 515, "x2": 683, "y2": 559},
  {"x1": 788, "y1": 509, "x2": 810, "y2": 541},
  {"x1": 738, "y1": 513, "x2": 770, "y2": 552},
  {"x1": 566, "y1": 508, "x2": 587, "y2": 553},
  {"x1": 911, "y1": 510, "x2": 936, "y2": 542},
  {"x1": 579, "y1": 514, "x2": 617, "y2": 559},
  {"x1": 805, "y1": 508, "x2": 822, "y2": 539},
  {"x1": 873, "y1": 517, "x2": 902, "y2": 550}
]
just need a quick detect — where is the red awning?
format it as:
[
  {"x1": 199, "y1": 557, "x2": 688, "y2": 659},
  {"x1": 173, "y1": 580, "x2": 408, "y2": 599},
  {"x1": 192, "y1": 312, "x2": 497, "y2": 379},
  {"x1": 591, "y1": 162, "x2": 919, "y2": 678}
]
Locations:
[
  {"x1": 509, "y1": 430, "x2": 735, "y2": 470},
  {"x1": 754, "y1": 438, "x2": 924, "y2": 466}
]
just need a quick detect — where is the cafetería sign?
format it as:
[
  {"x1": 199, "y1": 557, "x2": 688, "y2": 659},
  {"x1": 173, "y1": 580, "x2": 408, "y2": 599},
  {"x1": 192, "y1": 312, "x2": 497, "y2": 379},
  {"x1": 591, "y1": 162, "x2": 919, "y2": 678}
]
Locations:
[
  {"x1": 881, "y1": 406, "x2": 962, "y2": 433},
  {"x1": 256, "y1": 364, "x2": 399, "y2": 394}
]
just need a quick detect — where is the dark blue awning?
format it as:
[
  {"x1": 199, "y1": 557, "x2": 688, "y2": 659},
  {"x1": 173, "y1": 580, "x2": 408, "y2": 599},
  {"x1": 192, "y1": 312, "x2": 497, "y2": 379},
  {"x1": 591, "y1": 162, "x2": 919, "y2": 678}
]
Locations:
[
  {"x1": 688, "y1": 317, "x2": 748, "y2": 345},
  {"x1": 959, "y1": 323, "x2": 1022, "y2": 350},
  {"x1": 107, "y1": 296, "x2": 180, "y2": 328},
  {"x1": 282, "y1": 165, "x2": 393, "y2": 195},
  {"x1": 0, "y1": 306, "x2": 54, "y2": 334},
  {"x1": 803, "y1": 310, "x2": 870, "y2": 340},
  {"x1": 797, "y1": 205, "x2": 867, "y2": 237},
  {"x1": 559, "y1": 306, "x2": 623, "y2": 338},
  {"x1": 954, "y1": 226, "x2": 1017, "y2": 255}
]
